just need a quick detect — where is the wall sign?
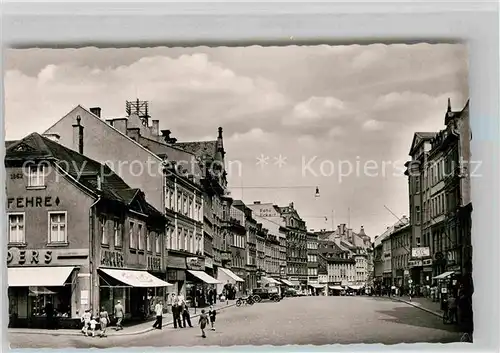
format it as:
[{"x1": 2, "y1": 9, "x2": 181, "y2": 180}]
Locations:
[
  {"x1": 147, "y1": 256, "x2": 162, "y2": 272},
  {"x1": 186, "y1": 257, "x2": 204, "y2": 271},
  {"x1": 100, "y1": 250, "x2": 124, "y2": 268},
  {"x1": 7, "y1": 249, "x2": 52, "y2": 265},
  {"x1": 167, "y1": 255, "x2": 187, "y2": 269},
  {"x1": 7, "y1": 196, "x2": 60, "y2": 209}
]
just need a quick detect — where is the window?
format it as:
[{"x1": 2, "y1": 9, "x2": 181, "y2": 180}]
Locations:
[
  {"x1": 114, "y1": 220, "x2": 122, "y2": 248},
  {"x1": 177, "y1": 193, "x2": 182, "y2": 213},
  {"x1": 9, "y1": 213, "x2": 25, "y2": 244},
  {"x1": 155, "y1": 233, "x2": 161, "y2": 254},
  {"x1": 415, "y1": 206, "x2": 420, "y2": 224},
  {"x1": 28, "y1": 164, "x2": 45, "y2": 187},
  {"x1": 129, "y1": 222, "x2": 136, "y2": 249},
  {"x1": 146, "y1": 230, "x2": 152, "y2": 252},
  {"x1": 138, "y1": 224, "x2": 144, "y2": 250},
  {"x1": 100, "y1": 216, "x2": 108, "y2": 245},
  {"x1": 48, "y1": 212, "x2": 67, "y2": 243},
  {"x1": 177, "y1": 228, "x2": 182, "y2": 250},
  {"x1": 415, "y1": 177, "x2": 420, "y2": 193}
]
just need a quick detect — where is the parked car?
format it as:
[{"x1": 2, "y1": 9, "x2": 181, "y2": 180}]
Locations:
[
  {"x1": 252, "y1": 287, "x2": 280, "y2": 302},
  {"x1": 284, "y1": 288, "x2": 298, "y2": 297}
]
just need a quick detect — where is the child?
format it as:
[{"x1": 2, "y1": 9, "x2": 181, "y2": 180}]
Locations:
[
  {"x1": 199, "y1": 309, "x2": 208, "y2": 338},
  {"x1": 89, "y1": 315, "x2": 98, "y2": 337},
  {"x1": 208, "y1": 306, "x2": 217, "y2": 331}
]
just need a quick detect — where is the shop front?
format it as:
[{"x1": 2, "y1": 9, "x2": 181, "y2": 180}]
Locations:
[
  {"x1": 166, "y1": 253, "x2": 188, "y2": 299},
  {"x1": 329, "y1": 282, "x2": 344, "y2": 296},
  {"x1": 98, "y1": 267, "x2": 172, "y2": 323},
  {"x1": 7, "y1": 248, "x2": 90, "y2": 329},
  {"x1": 186, "y1": 257, "x2": 221, "y2": 307},
  {"x1": 217, "y1": 267, "x2": 245, "y2": 298},
  {"x1": 308, "y1": 283, "x2": 324, "y2": 296}
]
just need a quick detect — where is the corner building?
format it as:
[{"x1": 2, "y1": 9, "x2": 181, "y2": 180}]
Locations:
[{"x1": 6, "y1": 133, "x2": 169, "y2": 329}]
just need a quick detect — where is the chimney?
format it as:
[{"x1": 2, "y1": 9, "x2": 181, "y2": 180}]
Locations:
[
  {"x1": 90, "y1": 107, "x2": 101, "y2": 117},
  {"x1": 72, "y1": 116, "x2": 84, "y2": 154},
  {"x1": 161, "y1": 129, "x2": 171, "y2": 140},
  {"x1": 254, "y1": 201, "x2": 261, "y2": 204},
  {"x1": 43, "y1": 133, "x2": 60, "y2": 143},
  {"x1": 152, "y1": 120, "x2": 160, "y2": 136},
  {"x1": 113, "y1": 118, "x2": 128, "y2": 135}
]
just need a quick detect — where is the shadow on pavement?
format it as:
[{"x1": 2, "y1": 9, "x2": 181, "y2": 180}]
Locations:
[{"x1": 376, "y1": 306, "x2": 460, "y2": 333}]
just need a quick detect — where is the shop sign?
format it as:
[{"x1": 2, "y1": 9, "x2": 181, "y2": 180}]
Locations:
[
  {"x1": 422, "y1": 259, "x2": 433, "y2": 266},
  {"x1": 411, "y1": 247, "x2": 430, "y2": 258},
  {"x1": 100, "y1": 250, "x2": 124, "y2": 268},
  {"x1": 408, "y1": 260, "x2": 423, "y2": 267},
  {"x1": 186, "y1": 257, "x2": 204, "y2": 271},
  {"x1": 7, "y1": 249, "x2": 52, "y2": 265},
  {"x1": 205, "y1": 257, "x2": 213, "y2": 269},
  {"x1": 167, "y1": 255, "x2": 187, "y2": 269},
  {"x1": 7, "y1": 196, "x2": 60, "y2": 209},
  {"x1": 147, "y1": 256, "x2": 162, "y2": 272}
]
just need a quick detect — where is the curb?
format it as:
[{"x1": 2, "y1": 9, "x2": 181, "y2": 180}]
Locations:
[
  {"x1": 8, "y1": 303, "x2": 236, "y2": 338},
  {"x1": 391, "y1": 297, "x2": 442, "y2": 318}
]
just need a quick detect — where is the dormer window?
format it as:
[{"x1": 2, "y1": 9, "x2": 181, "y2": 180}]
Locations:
[{"x1": 28, "y1": 164, "x2": 45, "y2": 188}]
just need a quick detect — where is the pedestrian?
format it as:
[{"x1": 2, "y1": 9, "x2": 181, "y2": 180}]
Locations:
[
  {"x1": 99, "y1": 306, "x2": 109, "y2": 337},
  {"x1": 81, "y1": 309, "x2": 92, "y2": 336},
  {"x1": 153, "y1": 300, "x2": 163, "y2": 329},
  {"x1": 199, "y1": 309, "x2": 208, "y2": 338},
  {"x1": 182, "y1": 302, "x2": 193, "y2": 328},
  {"x1": 208, "y1": 305, "x2": 217, "y2": 331},
  {"x1": 89, "y1": 315, "x2": 98, "y2": 337},
  {"x1": 172, "y1": 298, "x2": 183, "y2": 329},
  {"x1": 114, "y1": 300, "x2": 124, "y2": 331},
  {"x1": 44, "y1": 300, "x2": 54, "y2": 329}
]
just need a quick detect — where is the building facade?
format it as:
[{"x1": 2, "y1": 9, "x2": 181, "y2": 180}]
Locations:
[
  {"x1": 279, "y1": 203, "x2": 308, "y2": 289},
  {"x1": 6, "y1": 133, "x2": 169, "y2": 328},
  {"x1": 390, "y1": 219, "x2": 411, "y2": 289},
  {"x1": 306, "y1": 231, "x2": 319, "y2": 292}
]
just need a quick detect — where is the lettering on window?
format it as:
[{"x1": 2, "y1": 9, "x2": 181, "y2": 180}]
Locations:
[{"x1": 100, "y1": 250, "x2": 124, "y2": 268}]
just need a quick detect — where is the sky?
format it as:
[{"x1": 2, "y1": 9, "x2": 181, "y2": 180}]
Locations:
[{"x1": 4, "y1": 44, "x2": 469, "y2": 238}]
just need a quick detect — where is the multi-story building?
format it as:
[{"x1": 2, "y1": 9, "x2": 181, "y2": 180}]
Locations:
[
  {"x1": 44, "y1": 103, "x2": 219, "y2": 304},
  {"x1": 381, "y1": 231, "x2": 392, "y2": 289},
  {"x1": 406, "y1": 99, "x2": 472, "y2": 285},
  {"x1": 390, "y1": 217, "x2": 411, "y2": 289},
  {"x1": 256, "y1": 224, "x2": 267, "y2": 278},
  {"x1": 232, "y1": 200, "x2": 258, "y2": 291},
  {"x1": 6, "y1": 133, "x2": 169, "y2": 328},
  {"x1": 279, "y1": 202, "x2": 308, "y2": 290},
  {"x1": 306, "y1": 231, "x2": 320, "y2": 293}
]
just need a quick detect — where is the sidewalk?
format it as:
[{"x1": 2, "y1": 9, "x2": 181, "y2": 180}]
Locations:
[
  {"x1": 391, "y1": 295, "x2": 443, "y2": 317},
  {"x1": 9, "y1": 300, "x2": 236, "y2": 337}
]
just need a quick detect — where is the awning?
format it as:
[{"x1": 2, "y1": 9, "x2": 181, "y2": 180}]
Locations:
[
  {"x1": 433, "y1": 271, "x2": 455, "y2": 280},
  {"x1": 329, "y1": 285, "x2": 344, "y2": 290},
  {"x1": 8, "y1": 266, "x2": 75, "y2": 287},
  {"x1": 262, "y1": 277, "x2": 281, "y2": 285},
  {"x1": 187, "y1": 270, "x2": 221, "y2": 284},
  {"x1": 218, "y1": 268, "x2": 244, "y2": 282},
  {"x1": 348, "y1": 285, "x2": 364, "y2": 290},
  {"x1": 100, "y1": 268, "x2": 172, "y2": 288},
  {"x1": 309, "y1": 283, "x2": 324, "y2": 289},
  {"x1": 29, "y1": 287, "x2": 58, "y2": 296},
  {"x1": 280, "y1": 279, "x2": 294, "y2": 286}
]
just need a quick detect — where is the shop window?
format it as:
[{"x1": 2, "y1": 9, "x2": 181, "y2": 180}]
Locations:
[
  {"x1": 114, "y1": 220, "x2": 122, "y2": 248},
  {"x1": 9, "y1": 213, "x2": 25, "y2": 244},
  {"x1": 48, "y1": 212, "x2": 67, "y2": 244},
  {"x1": 28, "y1": 164, "x2": 45, "y2": 187}
]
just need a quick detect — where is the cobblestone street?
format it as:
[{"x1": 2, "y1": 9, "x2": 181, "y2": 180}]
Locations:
[{"x1": 9, "y1": 296, "x2": 463, "y2": 348}]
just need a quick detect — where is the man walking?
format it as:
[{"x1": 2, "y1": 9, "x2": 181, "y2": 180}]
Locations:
[
  {"x1": 172, "y1": 298, "x2": 183, "y2": 329},
  {"x1": 114, "y1": 300, "x2": 124, "y2": 331},
  {"x1": 182, "y1": 302, "x2": 193, "y2": 328},
  {"x1": 153, "y1": 300, "x2": 163, "y2": 329}
]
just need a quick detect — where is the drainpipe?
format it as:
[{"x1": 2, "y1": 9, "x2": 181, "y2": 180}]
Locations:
[{"x1": 89, "y1": 196, "x2": 101, "y2": 313}]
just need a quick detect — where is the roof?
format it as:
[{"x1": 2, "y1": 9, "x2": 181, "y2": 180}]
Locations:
[
  {"x1": 174, "y1": 141, "x2": 217, "y2": 160},
  {"x1": 409, "y1": 132, "x2": 438, "y2": 156},
  {"x1": 5, "y1": 133, "x2": 164, "y2": 220},
  {"x1": 5, "y1": 140, "x2": 18, "y2": 148}
]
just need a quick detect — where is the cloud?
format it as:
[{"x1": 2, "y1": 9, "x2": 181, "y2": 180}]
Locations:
[{"x1": 4, "y1": 44, "x2": 469, "y2": 237}]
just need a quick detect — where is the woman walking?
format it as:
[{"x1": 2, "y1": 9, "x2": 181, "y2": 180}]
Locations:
[
  {"x1": 99, "y1": 307, "x2": 110, "y2": 337},
  {"x1": 199, "y1": 309, "x2": 209, "y2": 338}
]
